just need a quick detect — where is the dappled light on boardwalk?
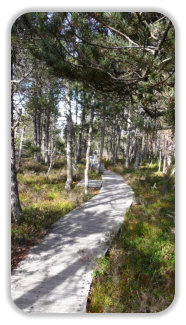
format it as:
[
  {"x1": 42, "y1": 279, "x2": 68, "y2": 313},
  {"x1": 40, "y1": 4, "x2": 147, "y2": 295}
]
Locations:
[{"x1": 11, "y1": 165, "x2": 133, "y2": 313}]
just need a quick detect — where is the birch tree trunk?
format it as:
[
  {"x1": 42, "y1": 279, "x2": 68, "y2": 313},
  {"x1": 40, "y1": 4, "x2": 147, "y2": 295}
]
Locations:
[
  {"x1": 44, "y1": 107, "x2": 50, "y2": 165},
  {"x1": 169, "y1": 167, "x2": 175, "y2": 180},
  {"x1": 77, "y1": 105, "x2": 85, "y2": 163},
  {"x1": 163, "y1": 154, "x2": 167, "y2": 174},
  {"x1": 167, "y1": 131, "x2": 174, "y2": 173},
  {"x1": 84, "y1": 104, "x2": 94, "y2": 196},
  {"x1": 46, "y1": 122, "x2": 55, "y2": 179},
  {"x1": 158, "y1": 150, "x2": 162, "y2": 172},
  {"x1": 98, "y1": 115, "x2": 105, "y2": 172},
  {"x1": 114, "y1": 119, "x2": 121, "y2": 165},
  {"x1": 125, "y1": 111, "x2": 131, "y2": 168},
  {"x1": 148, "y1": 136, "x2": 153, "y2": 166},
  {"x1": 163, "y1": 134, "x2": 167, "y2": 174},
  {"x1": 109, "y1": 125, "x2": 113, "y2": 161},
  {"x1": 37, "y1": 109, "x2": 41, "y2": 162},
  {"x1": 65, "y1": 81, "x2": 73, "y2": 191},
  {"x1": 17, "y1": 124, "x2": 26, "y2": 170},
  {"x1": 129, "y1": 138, "x2": 135, "y2": 164},
  {"x1": 140, "y1": 134, "x2": 145, "y2": 166},
  {"x1": 134, "y1": 132, "x2": 142, "y2": 170},
  {"x1": 46, "y1": 148, "x2": 55, "y2": 179}
]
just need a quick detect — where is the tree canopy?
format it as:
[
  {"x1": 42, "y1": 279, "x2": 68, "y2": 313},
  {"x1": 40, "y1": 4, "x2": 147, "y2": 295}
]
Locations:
[{"x1": 14, "y1": 12, "x2": 175, "y2": 126}]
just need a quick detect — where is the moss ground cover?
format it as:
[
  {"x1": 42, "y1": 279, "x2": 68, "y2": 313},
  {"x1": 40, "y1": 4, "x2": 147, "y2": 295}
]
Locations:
[
  {"x1": 87, "y1": 161, "x2": 175, "y2": 313},
  {"x1": 11, "y1": 158, "x2": 101, "y2": 270}
]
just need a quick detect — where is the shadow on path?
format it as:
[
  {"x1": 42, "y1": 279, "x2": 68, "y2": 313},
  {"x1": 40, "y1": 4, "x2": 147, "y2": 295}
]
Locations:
[{"x1": 11, "y1": 165, "x2": 134, "y2": 313}]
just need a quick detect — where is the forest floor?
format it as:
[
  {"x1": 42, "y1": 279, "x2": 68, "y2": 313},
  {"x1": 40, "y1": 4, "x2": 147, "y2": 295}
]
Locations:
[
  {"x1": 11, "y1": 158, "x2": 101, "y2": 270},
  {"x1": 11, "y1": 163, "x2": 133, "y2": 312},
  {"x1": 87, "y1": 160, "x2": 175, "y2": 313}
]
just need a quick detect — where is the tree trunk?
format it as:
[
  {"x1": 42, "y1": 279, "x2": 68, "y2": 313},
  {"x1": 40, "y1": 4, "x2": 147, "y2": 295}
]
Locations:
[
  {"x1": 125, "y1": 112, "x2": 131, "y2": 168},
  {"x1": 140, "y1": 134, "x2": 145, "y2": 166},
  {"x1": 106, "y1": 133, "x2": 109, "y2": 160},
  {"x1": 45, "y1": 107, "x2": 50, "y2": 165},
  {"x1": 33, "y1": 108, "x2": 40, "y2": 163},
  {"x1": 49, "y1": 119, "x2": 55, "y2": 165},
  {"x1": 129, "y1": 137, "x2": 135, "y2": 164},
  {"x1": 84, "y1": 104, "x2": 94, "y2": 196},
  {"x1": 17, "y1": 124, "x2": 26, "y2": 170},
  {"x1": 77, "y1": 105, "x2": 85, "y2": 163},
  {"x1": 37, "y1": 109, "x2": 41, "y2": 162},
  {"x1": 148, "y1": 136, "x2": 153, "y2": 166},
  {"x1": 46, "y1": 145, "x2": 55, "y2": 179},
  {"x1": 122, "y1": 138, "x2": 125, "y2": 163},
  {"x1": 112, "y1": 120, "x2": 117, "y2": 164},
  {"x1": 74, "y1": 98, "x2": 78, "y2": 165},
  {"x1": 98, "y1": 115, "x2": 105, "y2": 172},
  {"x1": 169, "y1": 167, "x2": 175, "y2": 180},
  {"x1": 167, "y1": 131, "x2": 173, "y2": 173},
  {"x1": 33, "y1": 109, "x2": 38, "y2": 162},
  {"x1": 113, "y1": 119, "x2": 121, "y2": 165},
  {"x1": 41, "y1": 111, "x2": 46, "y2": 160},
  {"x1": 11, "y1": 75, "x2": 22, "y2": 223},
  {"x1": 163, "y1": 154, "x2": 167, "y2": 174},
  {"x1": 158, "y1": 150, "x2": 162, "y2": 172},
  {"x1": 143, "y1": 134, "x2": 147, "y2": 160},
  {"x1": 134, "y1": 133, "x2": 142, "y2": 170},
  {"x1": 109, "y1": 125, "x2": 113, "y2": 161},
  {"x1": 163, "y1": 134, "x2": 167, "y2": 174},
  {"x1": 65, "y1": 81, "x2": 73, "y2": 191}
]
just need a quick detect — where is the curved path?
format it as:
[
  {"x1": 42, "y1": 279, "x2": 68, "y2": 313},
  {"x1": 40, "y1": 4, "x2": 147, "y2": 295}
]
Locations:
[{"x1": 11, "y1": 165, "x2": 133, "y2": 313}]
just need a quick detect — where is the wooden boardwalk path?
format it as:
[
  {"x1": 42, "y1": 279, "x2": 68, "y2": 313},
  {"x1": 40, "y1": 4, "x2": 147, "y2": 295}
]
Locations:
[{"x1": 11, "y1": 165, "x2": 133, "y2": 313}]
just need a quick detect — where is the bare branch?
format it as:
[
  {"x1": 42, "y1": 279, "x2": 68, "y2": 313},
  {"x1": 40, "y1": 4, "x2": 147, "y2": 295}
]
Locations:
[{"x1": 154, "y1": 20, "x2": 172, "y2": 57}]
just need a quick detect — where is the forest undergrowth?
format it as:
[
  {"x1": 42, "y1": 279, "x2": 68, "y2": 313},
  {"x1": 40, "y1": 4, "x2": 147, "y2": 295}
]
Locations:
[
  {"x1": 11, "y1": 158, "x2": 101, "y2": 270},
  {"x1": 87, "y1": 160, "x2": 175, "y2": 313}
]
